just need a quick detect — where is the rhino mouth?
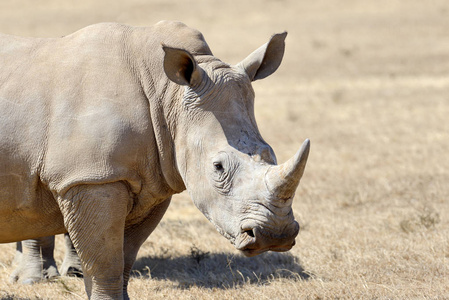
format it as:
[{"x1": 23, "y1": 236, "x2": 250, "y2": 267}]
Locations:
[
  {"x1": 234, "y1": 224, "x2": 299, "y2": 257},
  {"x1": 207, "y1": 216, "x2": 299, "y2": 257}
]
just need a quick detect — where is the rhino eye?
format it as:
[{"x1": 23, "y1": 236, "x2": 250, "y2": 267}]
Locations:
[{"x1": 213, "y1": 162, "x2": 224, "y2": 171}]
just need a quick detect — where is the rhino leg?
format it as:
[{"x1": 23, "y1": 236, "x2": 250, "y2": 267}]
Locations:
[
  {"x1": 10, "y1": 236, "x2": 60, "y2": 284},
  {"x1": 58, "y1": 182, "x2": 130, "y2": 300},
  {"x1": 122, "y1": 197, "x2": 171, "y2": 298},
  {"x1": 60, "y1": 233, "x2": 83, "y2": 277},
  {"x1": 11, "y1": 241, "x2": 23, "y2": 266}
]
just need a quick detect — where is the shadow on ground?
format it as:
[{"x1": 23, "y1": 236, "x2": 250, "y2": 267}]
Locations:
[{"x1": 131, "y1": 247, "x2": 310, "y2": 289}]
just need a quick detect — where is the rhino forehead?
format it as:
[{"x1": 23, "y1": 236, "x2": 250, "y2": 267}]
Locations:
[{"x1": 183, "y1": 64, "x2": 253, "y2": 111}]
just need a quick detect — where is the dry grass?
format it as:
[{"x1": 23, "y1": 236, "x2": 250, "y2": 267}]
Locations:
[{"x1": 1, "y1": 0, "x2": 449, "y2": 299}]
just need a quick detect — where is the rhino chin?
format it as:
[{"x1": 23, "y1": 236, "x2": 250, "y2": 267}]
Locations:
[
  {"x1": 238, "y1": 242, "x2": 295, "y2": 257},
  {"x1": 240, "y1": 248, "x2": 266, "y2": 257}
]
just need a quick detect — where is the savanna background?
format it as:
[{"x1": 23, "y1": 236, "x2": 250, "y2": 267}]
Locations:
[{"x1": 0, "y1": 0, "x2": 448, "y2": 299}]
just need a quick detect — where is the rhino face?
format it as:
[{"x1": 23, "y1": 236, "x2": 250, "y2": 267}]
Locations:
[
  {"x1": 163, "y1": 32, "x2": 310, "y2": 256},
  {"x1": 201, "y1": 140, "x2": 309, "y2": 257}
]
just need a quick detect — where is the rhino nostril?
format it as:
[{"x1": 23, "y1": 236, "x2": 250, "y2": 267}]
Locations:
[{"x1": 244, "y1": 229, "x2": 255, "y2": 238}]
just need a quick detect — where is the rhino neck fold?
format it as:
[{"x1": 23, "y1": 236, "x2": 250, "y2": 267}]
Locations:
[
  {"x1": 127, "y1": 26, "x2": 212, "y2": 196},
  {"x1": 151, "y1": 82, "x2": 186, "y2": 194},
  {"x1": 136, "y1": 61, "x2": 186, "y2": 195},
  {"x1": 120, "y1": 27, "x2": 185, "y2": 196}
]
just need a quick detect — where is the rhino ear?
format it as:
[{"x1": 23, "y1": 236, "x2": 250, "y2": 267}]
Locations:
[
  {"x1": 237, "y1": 32, "x2": 287, "y2": 81},
  {"x1": 162, "y1": 46, "x2": 203, "y2": 86}
]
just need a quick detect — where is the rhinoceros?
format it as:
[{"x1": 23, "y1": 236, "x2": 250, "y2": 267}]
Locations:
[{"x1": 0, "y1": 21, "x2": 310, "y2": 299}]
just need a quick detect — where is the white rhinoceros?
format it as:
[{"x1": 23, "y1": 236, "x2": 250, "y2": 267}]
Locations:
[{"x1": 0, "y1": 21, "x2": 310, "y2": 299}]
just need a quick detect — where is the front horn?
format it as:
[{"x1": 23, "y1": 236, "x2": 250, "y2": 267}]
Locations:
[{"x1": 265, "y1": 139, "x2": 310, "y2": 200}]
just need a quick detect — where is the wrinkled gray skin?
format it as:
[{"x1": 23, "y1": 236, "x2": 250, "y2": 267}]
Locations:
[
  {"x1": 10, "y1": 234, "x2": 82, "y2": 284},
  {"x1": 0, "y1": 21, "x2": 310, "y2": 299}
]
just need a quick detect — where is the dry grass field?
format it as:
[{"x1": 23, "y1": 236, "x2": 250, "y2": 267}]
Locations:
[{"x1": 1, "y1": 0, "x2": 448, "y2": 299}]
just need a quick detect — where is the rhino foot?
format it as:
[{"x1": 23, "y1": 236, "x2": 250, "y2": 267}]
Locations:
[
  {"x1": 43, "y1": 264, "x2": 60, "y2": 280},
  {"x1": 61, "y1": 265, "x2": 83, "y2": 278},
  {"x1": 9, "y1": 270, "x2": 40, "y2": 285},
  {"x1": 9, "y1": 263, "x2": 60, "y2": 284}
]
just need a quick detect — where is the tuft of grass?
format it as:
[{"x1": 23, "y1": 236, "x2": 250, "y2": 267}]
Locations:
[
  {"x1": 400, "y1": 206, "x2": 441, "y2": 233},
  {"x1": 55, "y1": 278, "x2": 84, "y2": 299},
  {"x1": 189, "y1": 245, "x2": 210, "y2": 264}
]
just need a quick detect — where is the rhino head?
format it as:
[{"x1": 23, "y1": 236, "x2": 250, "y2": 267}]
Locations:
[{"x1": 162, "y1": 32, "x2": 309, "y2": 257}]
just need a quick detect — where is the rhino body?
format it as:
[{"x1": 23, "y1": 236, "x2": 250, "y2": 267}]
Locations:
[{"x1": 0, "y1": 21, "x2": 309, "y2": 299}]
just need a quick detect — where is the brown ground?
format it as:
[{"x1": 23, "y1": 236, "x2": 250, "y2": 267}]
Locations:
[{"x1": 1, "y1": 0, "x2": 448, "y2": 299}]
